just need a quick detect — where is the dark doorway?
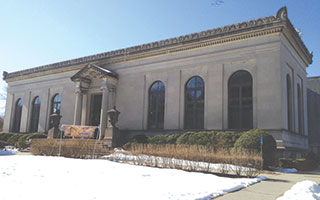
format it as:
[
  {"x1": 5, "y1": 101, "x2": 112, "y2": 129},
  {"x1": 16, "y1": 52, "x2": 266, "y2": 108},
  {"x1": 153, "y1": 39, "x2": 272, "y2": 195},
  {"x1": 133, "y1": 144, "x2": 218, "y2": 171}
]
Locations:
[{"x1": 90, "y1": 94, "x2": 102, "y2": 126}]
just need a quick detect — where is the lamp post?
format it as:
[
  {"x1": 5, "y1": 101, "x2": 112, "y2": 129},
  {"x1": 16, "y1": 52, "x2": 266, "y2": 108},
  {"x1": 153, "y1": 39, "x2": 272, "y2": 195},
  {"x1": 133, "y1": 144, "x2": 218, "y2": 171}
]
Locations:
[
  {"x1": 103, "y1": 107, "x2": 120, "y2": 148},
  {"x1": 107, "y1": 106, "x2": 120, "y2": 127},
  {"x1": 47, "y1": 114, "x2": 62, "y2": 139}
]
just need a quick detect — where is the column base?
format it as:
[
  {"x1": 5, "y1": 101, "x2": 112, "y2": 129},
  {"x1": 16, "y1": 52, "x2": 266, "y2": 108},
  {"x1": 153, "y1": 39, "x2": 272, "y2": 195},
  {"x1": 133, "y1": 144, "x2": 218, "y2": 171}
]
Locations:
[
  {"x1": 102, "y1": 127, "x2": 121, "y2": 148},
  {"x1": 47, "y1": 127, "x2": 61, "y2": 139}
]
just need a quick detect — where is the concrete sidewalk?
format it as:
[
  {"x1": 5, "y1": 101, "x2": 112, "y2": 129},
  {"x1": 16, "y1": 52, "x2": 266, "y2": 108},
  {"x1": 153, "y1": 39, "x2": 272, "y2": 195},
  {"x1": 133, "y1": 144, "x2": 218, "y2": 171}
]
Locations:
[{"x1": 215, "y1": 170, "x2": 320, "y2": 200}]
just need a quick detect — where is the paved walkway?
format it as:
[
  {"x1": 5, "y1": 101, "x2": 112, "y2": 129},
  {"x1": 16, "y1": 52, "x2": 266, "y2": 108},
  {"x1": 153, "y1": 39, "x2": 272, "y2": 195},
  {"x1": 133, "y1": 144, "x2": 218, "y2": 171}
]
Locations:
[{"x1": 216, "y1": 169, "x2": 320, "y2": 200}]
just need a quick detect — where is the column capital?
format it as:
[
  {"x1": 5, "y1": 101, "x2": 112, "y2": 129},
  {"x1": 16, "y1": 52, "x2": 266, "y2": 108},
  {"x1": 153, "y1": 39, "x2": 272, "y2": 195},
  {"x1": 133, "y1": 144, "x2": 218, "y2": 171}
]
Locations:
[
  {"x1": 75, "y1": 81, "x2": 88, "y2": 94},
  {"x1": 100, "y1": 79, "x2": 108, "y2": 91},
  {"x1": 108, "y1": 85, "x2": 116, "y2": 93},
  {"x1": 75, "y1": 86, "x2": 86, "y2": 95}
]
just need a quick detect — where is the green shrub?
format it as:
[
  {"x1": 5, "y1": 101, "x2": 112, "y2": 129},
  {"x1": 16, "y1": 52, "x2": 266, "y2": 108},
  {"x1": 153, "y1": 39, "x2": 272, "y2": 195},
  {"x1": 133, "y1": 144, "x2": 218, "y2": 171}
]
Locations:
[
  {"x1": 18, "y1": 134, "x2": 30, "y2": 142},
  {"x1": 279, "y1": 156, "x2": 317, "y2": 171},
  {"x1": 216, "y1": 131, "x2": 241, "y2": 148},
  {"x1": 0, "y1": 133, "x2": 17, "y2": 142},
  {"x1": 7, "y1": 134, "x2": 23, "y2": 146},
  {"x1": 27, "y1": 133, "x2": 47, "y2": 140},
  {"x1": 0, "y1": 132, "x2": 47, "y2": 146},
  {"x1": 166, "y1": 134, "x2": 180, "y2": 144},
  {"x1": 296, "y1": 158, "x2": 317, "y2": 171},
  {"x1": 234, "y1": 129, "x2": 276, "y2": 168},
  {"x1": 122, "y1": 134, "x2": 149, "y2": 149},
  {"x1": 148, "y1": 135, "x2": 167, "y2": 144},
  {"x1": 148, "y1": 134, "x2": 180, "y2": 144},
  {"x1": 0, "y1": 140, "x2": 8, "y2": 149},
  {"x1": 17, "y1": 133, "x2": 47, "y2": 143},
  {"x1": 279, "y1": 158, "x2": 295, "y2": 168},
  {"x1": 131, "y1": 134, "x2": 149, "y2": 143},
  {"x1": 176, "y1": 131, "x2": 218, "y2": 146}
]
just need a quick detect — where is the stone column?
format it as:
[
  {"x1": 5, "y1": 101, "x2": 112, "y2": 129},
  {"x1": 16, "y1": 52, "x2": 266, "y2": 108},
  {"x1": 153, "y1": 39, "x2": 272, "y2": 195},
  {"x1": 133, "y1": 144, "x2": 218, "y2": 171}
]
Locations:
[
  {"x1": 81, "y1": 93, "x2": 88, "y2": 125},
  {"x1": 99, "y1": 79, "x2": 109, "y2": 139},
  {"x1": 108, "y1": 86, "x2": 116, "y2": 111},
  {"x1": 73, "y1": 82, "x2": 83, "y2": 125}
]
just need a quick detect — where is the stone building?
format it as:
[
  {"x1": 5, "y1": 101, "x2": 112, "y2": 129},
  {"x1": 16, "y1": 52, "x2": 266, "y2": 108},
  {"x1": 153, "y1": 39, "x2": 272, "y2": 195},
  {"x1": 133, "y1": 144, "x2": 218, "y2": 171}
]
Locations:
[
  {"x1": 307, "y1": 77, "x2": 320, "y2": 156},
  {"x1": 2, "y1": 7, "x2": 313, "y2": 157}
]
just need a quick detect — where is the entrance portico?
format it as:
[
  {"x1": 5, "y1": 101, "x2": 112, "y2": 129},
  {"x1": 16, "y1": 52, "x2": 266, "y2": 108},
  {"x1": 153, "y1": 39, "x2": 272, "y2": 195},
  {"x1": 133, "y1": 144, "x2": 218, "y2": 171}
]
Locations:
[{"x1": 70, "y1": 64, "x2": 118, "y2": 139}]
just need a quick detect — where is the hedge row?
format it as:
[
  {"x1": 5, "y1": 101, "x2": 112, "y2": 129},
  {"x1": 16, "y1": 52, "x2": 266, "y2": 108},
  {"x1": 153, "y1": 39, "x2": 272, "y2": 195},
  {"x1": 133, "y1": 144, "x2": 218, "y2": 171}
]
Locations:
[
  {"x1": 0, "y1": 132, "x2": 47, "y2": 147},
  {"x1": 125, "y1": 129, "x2": 277, "y2": 167},
  {"x1": 279, "y1": 157, "x2": 318, "y2": 171},
  {"x1": 129, "y1": 131, "x2": 242, "y2": 148}
]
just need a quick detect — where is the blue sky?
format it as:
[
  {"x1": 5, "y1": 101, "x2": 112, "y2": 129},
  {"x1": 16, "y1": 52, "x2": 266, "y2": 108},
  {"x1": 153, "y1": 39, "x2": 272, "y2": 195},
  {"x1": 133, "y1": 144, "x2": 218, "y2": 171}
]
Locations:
[{"x1": 0, "y1": 0, "x2": 320, "y2": 114}]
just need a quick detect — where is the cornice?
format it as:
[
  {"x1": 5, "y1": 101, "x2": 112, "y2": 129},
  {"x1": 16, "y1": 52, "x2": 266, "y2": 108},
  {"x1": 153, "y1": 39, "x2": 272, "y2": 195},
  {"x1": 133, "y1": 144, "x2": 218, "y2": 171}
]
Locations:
[{"x1": 3, "y1": 6, "x2": 312, "y2": 82}]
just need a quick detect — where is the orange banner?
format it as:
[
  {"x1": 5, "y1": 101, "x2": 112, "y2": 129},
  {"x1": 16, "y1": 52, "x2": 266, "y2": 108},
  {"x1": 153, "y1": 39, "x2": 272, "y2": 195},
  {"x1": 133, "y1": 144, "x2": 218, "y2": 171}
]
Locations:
[{"x1": 63, "y1": 125, "x2": 98, "y2": 138}]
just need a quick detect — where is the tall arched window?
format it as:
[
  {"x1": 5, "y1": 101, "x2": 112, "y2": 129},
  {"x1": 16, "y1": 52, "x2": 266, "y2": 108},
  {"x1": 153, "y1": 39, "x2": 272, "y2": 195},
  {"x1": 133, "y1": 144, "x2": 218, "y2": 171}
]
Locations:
[
  {"x1": 297, "y1": 84, "x2": 303, "y2": 134},
  {"x1": 12, "y1": 98, "x2": 23, "y2": 133},
  {"x1": 30, "y1": 96, "x2": 41, "y2": 132},
  {"x1": 287, "y1": 75, "x2": 293, "y2": 131},
  {"x1": 228, "y1": 70, "x2": 253, "y2": 129},
  {"x1": 185, "y1": 76, "x2": 204, "y2": 129},
  {"x1": 148, "y1": 81, "x2": 165, "y2": 129},
  {"x1": 51, "y1": 94, "x2": 61, "y2": 115}
]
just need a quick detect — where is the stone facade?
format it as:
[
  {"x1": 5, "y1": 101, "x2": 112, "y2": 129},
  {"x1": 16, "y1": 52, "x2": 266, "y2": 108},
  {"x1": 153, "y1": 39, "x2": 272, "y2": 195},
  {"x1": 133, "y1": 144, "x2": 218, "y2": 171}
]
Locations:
[
  {"x1": 2, "y1": 7, "x2": 313, "y2": 156},
  {"x1": 307, "y1": 77, "x2": 320, "y2": 156}
]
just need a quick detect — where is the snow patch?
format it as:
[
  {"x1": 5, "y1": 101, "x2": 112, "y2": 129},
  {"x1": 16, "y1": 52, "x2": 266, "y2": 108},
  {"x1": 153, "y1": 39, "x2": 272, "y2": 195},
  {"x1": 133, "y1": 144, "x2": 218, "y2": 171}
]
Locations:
[
  {"x1": 0, "y1": 150, "x2": 14, "y2": 156},
  {"x1": 105, "y1": 152, "x2": 258, "y2": 172},
  {"x1": 274, "y1": 168, "x2": 298, "y2": 173},
  {"x1": 0, "y1": 155, "x2": 264, "y2": 200},
  {"x1": 277, "y1": 180, "x2": 320, "y2": 200}
]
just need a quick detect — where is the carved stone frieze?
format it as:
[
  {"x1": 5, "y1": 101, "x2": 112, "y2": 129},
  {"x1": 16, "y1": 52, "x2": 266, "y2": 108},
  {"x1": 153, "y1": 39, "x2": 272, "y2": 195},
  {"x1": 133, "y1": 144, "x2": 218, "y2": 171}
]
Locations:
[{"x1": 70, "y1": 63, "x2": 118, "y2": 83}]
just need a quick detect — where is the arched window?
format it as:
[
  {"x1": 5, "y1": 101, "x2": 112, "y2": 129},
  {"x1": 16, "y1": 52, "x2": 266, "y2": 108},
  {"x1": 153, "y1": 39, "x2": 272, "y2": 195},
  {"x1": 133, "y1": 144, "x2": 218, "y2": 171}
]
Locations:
[
  {"x1": 184, "y1": 76, "x2": 204, "y2": 129},
  {"x1": 287, "y1": 75, "x2": 293, "y2": 131},
  {"x1": 148, "y1": 81, "x2": 165, "y2": 129},
  {"x1": 228, "y1": 70, "x2": 253, "y2": 129},
  {"x1": 297, "y1": 84, "x2": 303, "y2": 134},
  {"x1": 12, "y1": 98, "x2": 23, "y2": 133},
  {"x1": 30, "y1": 96, "x2": 41, "y2": 132},
  {"x1": 51, "y1": 94, "x2": 61, "y2": 115}
]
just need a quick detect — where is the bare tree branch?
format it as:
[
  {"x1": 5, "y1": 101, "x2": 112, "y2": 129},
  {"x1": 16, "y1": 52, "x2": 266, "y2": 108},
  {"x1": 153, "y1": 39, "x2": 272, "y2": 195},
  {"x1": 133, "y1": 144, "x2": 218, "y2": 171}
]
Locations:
[{"x1": 0, "y1": 85, "x2": 7, "y2": 100}]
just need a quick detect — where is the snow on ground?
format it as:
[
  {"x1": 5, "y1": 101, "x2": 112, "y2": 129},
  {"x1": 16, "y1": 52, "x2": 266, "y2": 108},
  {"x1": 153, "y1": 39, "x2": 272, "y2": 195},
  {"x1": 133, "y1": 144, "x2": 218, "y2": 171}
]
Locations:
[
  {"x1": 274, "y1": 168, "x2": 298, "y2": 173},
  {"x1": 105, "y1": 150, "x2": 258, "y2": 173},
  {"x1": 0, "y1": 150, "x2": 14, "y2": 156},
  {"x1": 0, "y1": 155, "x2": 264, "y2": 200},
  {"x1": 277, "y1": 180, "x2": 320, "y2": 200}
]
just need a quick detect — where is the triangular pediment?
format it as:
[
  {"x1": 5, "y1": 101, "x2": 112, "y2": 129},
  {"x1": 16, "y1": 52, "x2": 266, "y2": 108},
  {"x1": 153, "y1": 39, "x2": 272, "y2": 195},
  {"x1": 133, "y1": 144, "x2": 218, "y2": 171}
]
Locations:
[{"x1": 71, "y1": 64, "x2": 118, "y2": 82}]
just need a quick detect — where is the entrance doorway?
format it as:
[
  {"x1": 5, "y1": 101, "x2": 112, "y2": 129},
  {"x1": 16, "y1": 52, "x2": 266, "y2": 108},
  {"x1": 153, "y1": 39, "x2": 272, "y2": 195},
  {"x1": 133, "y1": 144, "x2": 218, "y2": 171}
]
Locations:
[{"x1": 90, "y1": 94, "x2": 102, "y2": 126}]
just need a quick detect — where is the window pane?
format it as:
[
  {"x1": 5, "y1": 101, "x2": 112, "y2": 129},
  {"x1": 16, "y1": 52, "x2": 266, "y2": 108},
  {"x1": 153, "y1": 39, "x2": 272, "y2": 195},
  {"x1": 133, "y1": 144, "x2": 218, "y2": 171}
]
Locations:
[
  {"x1": 187, "y1": 78, "x2": 196, "y2": 88},
  {"x1": 185, "y1": 76, "x2": 204, "y2": 129},
  {"x1": 287, "y1": 75, "x2": 293, "y2": 131},
  {"x1": 148, "y1": 81, "x2": 165, "y2": 129},
  {"x1": 30, "y1": 97, "x2": 41, "y2": 132},
  {"x1": 12, "y1": 99, "x2": 23, "y2": 133},
  {"x1": 228, "y1": 70, "x2": 253, "y2": 129},
  {"x1": 51, "y1": 94, "x2": 61, "y2": 114}
]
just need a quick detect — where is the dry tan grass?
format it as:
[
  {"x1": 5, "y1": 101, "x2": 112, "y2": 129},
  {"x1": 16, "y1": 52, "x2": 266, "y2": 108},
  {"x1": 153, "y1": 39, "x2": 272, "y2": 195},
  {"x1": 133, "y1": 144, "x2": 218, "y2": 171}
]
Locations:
[
  {"x1": 30, "y1": 139, "x2": 111, "y2": 158},
  {"x1": 124, "y1": 144, "x2": 262, "y2": 177}
]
